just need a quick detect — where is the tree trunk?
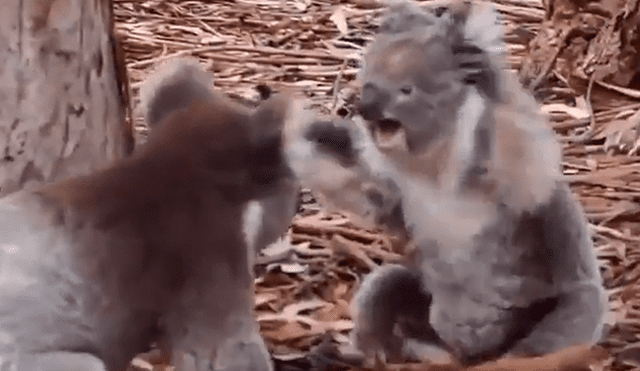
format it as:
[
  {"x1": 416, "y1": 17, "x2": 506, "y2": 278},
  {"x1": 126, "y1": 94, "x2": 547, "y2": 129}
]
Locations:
[{"x1": 0, "y1": 0, "x2": 134, "y2": 198}]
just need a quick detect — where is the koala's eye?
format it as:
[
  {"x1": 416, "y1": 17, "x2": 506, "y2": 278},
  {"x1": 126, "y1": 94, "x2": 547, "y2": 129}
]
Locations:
[
  {"x1": 434, "y1": 6, "x2": 448, "y2": 17},
  {"x1": 363, "y1": 185, "x2": 385, "y2": 208},
  {"x1": 400, "y1": 85, "x2": 413, "y2": 95}
]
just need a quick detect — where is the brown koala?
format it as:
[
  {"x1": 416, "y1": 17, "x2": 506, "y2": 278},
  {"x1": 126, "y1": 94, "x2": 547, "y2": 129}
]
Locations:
[
  {"x1": 140, "y1": 59, "x2": 299, "y2": 260},
  {"x1": 0, "y1": 57, "x2": 294, "y2": 371},
  {"x1": 283, "y1": 0, "x2": 607, "y2": 366}
]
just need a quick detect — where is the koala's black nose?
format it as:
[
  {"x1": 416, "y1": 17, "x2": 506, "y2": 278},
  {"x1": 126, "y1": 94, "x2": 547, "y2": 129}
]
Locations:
[{"x1": 358, "y1": 82, "x2": 386, "y2": 121}]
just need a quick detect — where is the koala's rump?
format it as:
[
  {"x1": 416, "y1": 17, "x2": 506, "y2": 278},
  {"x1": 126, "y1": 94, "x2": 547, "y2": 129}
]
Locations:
[{"x1": 0, "y1": 186, "x2": 255, "y2": 369}]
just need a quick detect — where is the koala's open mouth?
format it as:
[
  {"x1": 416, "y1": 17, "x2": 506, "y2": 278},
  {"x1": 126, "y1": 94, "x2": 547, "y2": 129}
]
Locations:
[
  {"x1": 376, "y1": 118, "x2": 403, "y2": 134},
  {"x1": 370, "y1": 118, "x2": 406, "y2": 146}
]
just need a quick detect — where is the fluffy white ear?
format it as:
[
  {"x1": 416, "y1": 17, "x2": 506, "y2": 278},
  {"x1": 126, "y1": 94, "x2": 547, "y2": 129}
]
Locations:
[
  {"x1": 377, "y1": 0, "x2": 505, "y2": 58},
  {"x1": 428, "y1": 0, "x2": 506, "y2": 100},
  {"x1": 378, "y1": 0, "x2": 439, "y2": 34},
  {"x1": 357, "y1": 0, "x2": 442, "y2": 84},
  {"x1": 459, "y1": 1, "x2": 505, "y2": 65},
  {"x1": 397, "y1": 0, "x2": 505, "y2": 71}
]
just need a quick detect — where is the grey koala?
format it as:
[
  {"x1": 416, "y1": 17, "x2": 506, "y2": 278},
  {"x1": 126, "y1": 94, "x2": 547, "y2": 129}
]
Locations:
[
  {"x1": 0, "y1": 58, "x2": 295, "y2": 371},
  {"x1": 283, "y1": 0, "x2": 607, "y2": 366}
]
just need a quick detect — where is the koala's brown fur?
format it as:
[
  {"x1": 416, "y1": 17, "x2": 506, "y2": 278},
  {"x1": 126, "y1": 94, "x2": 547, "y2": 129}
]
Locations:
[
  {"x1": 140, "y1": 58, "x2": 299, "y2": 260},
  {"x1": 0, "y1": 58, "x2": 293, "y2": 371}
]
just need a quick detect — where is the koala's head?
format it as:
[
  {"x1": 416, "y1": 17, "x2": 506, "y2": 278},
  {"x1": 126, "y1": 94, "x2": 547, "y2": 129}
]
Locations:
[
  {"x1": 137, "y1": 57, "x2": 297, "y2": 204},
  {"x1": 358, "y1": 0, "x2": 505, "y2": 185},
  {"x1": 142, "y1": 93, "x2": 295, "y2": 204},
  {"x1": 359, "y1": 1, "x2": 562, "y2": 212},
  {"x1": 360, "y1": 33, "x2": 467, "y2": 153}
]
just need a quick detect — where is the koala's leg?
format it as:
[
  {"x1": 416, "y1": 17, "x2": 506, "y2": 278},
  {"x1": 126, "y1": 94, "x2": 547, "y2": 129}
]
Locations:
[
  {"x1": 166, "y1": 265, "x2": 271, "y2": 371},
  {"x1": 497, "y1": 184, "x2": 608, "y2": 357},
  {"x1": 18, "y1": 352, "x2": 105, "y2": 371},
  {"x1": 213, "y1": 316, "x2": 272, "y2": 371},
  {"x1": 351, "y1": 264, "x2": 446, "y2": 363},
  {"x1": 506, "y1": 282, "x2": 606, "y2": 357},
  {"x1": 0, "y1": 332, "x2": 102, "y2": 371},
  {"x1": 454, "y1": 295, "x2": 560, "y2": 366},
  {"x1": 173, "y1": 315, "x2": 271, "y2": 371},
  {"x1": 454, "y1": 282, "x2": 604, "y2": 366}
]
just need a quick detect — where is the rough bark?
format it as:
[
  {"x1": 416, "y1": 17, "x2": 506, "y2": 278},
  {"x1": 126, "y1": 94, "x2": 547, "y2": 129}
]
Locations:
[{"x1": 0, "y1": 0, "x2": 135, "y2": 198}]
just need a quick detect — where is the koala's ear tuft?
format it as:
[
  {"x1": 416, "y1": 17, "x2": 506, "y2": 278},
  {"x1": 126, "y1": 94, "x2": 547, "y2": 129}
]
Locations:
[
  {"x1": 447, "y1": 0, "x2": 505, "y2": 63},
  {"x1": 379, "y1": 1, "x2": 439, "y2": 35},
  {"x1": 140, "y1": 57, "x2": 216, "y2": 129},
  {"x1": 436, "y1": 0, "x2": 504, "y2": 99},
  {"x1": 251, "y1": 93, "x2": 291, "y2": 146}
]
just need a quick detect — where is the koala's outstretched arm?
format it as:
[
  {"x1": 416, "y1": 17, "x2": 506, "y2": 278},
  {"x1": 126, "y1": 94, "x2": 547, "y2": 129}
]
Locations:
[{"x1": 282, "y1": 109, "x2": 408, "y2": 239}]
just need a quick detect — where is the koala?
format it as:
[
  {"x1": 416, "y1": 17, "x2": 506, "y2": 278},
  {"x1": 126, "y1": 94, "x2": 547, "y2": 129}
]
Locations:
[
  {"x1": 140, "y1": 58, "x2": 299, "y2": 259},
  {"x1": 0, "y1": 57, "x2": 294, "y2": 371},
  {"x1": 283, "y1": 0, "x2": 608, "y2": 366}
]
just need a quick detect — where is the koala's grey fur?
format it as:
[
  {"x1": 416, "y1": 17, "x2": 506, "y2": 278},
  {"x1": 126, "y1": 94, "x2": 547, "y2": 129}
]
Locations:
[
  {"x1": 354, "y1": 1, "x2": 607, "y2": 364},
  {"x1": 282, "y1": 0, "x2": 607, "y2": 366}
]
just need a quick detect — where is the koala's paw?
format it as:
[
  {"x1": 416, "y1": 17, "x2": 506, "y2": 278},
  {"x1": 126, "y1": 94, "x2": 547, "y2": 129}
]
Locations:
[
  {"x1": 214, "y1": 334, "x2": 273, "y2": 371},
  {"x1": 350, "y1": 327, "x2": 406, "y2": 364},
  {"x1": 0, "y1": 332, "x2": 19, "y2": 371},
  {"x1": 351, "y1": 264, "x2": 440, "y2": 364},
  {"x1": 18, "y1": 352, "x2": 105, "y2": 371}
]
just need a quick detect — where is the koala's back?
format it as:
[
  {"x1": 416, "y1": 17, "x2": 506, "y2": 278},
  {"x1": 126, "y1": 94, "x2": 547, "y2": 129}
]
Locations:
[
  {"x1": 0, "y1": 165, "x2": 253, "y2": 370},
  {"x1": 0, "y1": 191, "x2": 130, "y2": 370},
  {"x1": 0, "y1": 102, "x2": 272, "y2": 371}
]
